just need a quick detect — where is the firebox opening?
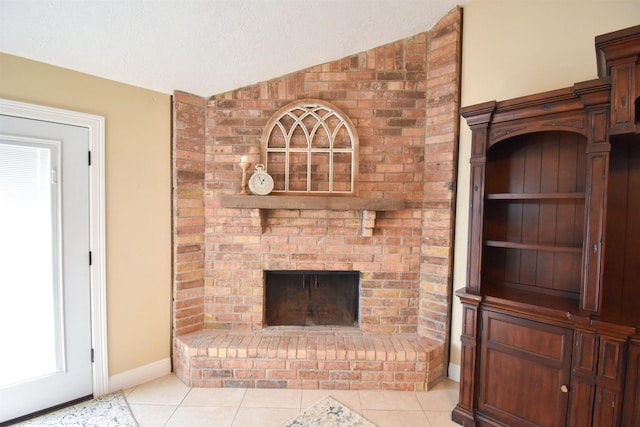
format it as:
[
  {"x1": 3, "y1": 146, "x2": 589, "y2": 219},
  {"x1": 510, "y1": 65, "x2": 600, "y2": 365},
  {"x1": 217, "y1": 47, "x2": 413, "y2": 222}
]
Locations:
[{"x1": 265, "y1": 271, "x2": 359, "y2": 327}]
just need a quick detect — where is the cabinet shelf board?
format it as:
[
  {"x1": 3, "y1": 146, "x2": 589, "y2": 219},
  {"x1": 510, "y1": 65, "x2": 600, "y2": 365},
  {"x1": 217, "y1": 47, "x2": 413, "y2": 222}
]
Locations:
[
  {"x1": 484, "y1": 240, "x2": 582, "y2": 253},
  {"x1": 482, "y1": 282, "x2": 580, "y2": 316},
  {"x1": 486, "y1": 192, "x2": 585, "y2": 200}
]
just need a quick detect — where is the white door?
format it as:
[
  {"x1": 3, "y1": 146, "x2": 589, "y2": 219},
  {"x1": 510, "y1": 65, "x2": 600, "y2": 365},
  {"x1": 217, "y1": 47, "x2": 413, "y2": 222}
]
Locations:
[{"x1": 0, "y1": 115, "x2": 93, "y2": 423}]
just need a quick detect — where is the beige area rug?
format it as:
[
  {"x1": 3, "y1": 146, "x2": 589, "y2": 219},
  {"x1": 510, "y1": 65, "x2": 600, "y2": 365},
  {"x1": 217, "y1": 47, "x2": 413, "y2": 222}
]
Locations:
[
  {"x1": 12, "y1": 392, "x2": 137, "y2": 427},
  {"x1": 283, "y1": 396, "x2": 377, "y2": 427}
]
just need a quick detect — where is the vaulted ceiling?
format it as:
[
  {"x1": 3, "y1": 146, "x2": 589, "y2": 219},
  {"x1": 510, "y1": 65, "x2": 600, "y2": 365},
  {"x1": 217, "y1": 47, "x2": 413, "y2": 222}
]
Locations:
[{"x1": 0, "y1": 0, "x2": 466, "y2": 96}]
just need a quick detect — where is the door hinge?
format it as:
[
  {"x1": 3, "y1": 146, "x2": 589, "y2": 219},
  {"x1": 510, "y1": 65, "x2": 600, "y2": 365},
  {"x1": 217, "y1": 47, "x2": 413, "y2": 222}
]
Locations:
[
  {"x1": 89, "y1": 251, "x2": 92, "y2": 266},
  {"x1": 91, "y1": 348, "x2": 95, "y2": 363},
  {"x1": 88, "y1": 151, "x2": 92, "y2": 166}
]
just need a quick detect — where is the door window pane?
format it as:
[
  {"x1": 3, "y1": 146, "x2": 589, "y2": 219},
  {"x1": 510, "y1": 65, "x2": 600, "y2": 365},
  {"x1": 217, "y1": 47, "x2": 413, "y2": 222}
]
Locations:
[{"x1": 0, "y1": 139, "x2": 63, "y2": 387}]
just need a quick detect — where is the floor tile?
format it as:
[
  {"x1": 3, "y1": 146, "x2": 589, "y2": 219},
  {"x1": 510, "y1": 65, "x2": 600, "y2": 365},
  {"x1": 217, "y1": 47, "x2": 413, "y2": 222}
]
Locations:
[
  {"x1": 125, "y1": 374, "x2": 190, "y2": 406},
  {"x1": 127, "y1": 404, "x2": 176, "y2": 427},
  {"x1": 425, "y1": 410, "x2": 460, "y2": 427},
  {"x1": 121, "y1": 373, "x2": 462, "y2": 427},
  {"x1": 182, "y1": 387, "x2": 247, "y2": 407},
  {"x1": 232, "y1": 407, "x2": 300, "y2": 427},
  {"x1": 358, "y1": 390, "x2": 422, "y2": 411},
  {"x1": 165, "y1": 405, "x2": 238, "y2": 427},
  {"x1": 122, "y1": 386, "x2": 136, "y2": 397},
  {"x1": 416, "y1": 379, "x2": 459, "y2": 411},
  {"x1": 363, "y1": 409, "x2": 429, "y2": 427},
  {"x1": 241, "y1": 388, "x2": 302, "y2": 409},
  {"x1": 300, "y1": 390, "x2": 362, "y2": 413}
]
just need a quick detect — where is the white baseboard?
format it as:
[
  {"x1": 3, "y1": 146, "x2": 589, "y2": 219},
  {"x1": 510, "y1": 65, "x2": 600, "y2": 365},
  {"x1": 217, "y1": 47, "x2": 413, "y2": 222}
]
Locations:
[
  {"x1": 108, "y1": 358, "x2": 171, "y2": 392},
  {"x1": 448, "y1": 363, "x2": 460, "y2": 382}
]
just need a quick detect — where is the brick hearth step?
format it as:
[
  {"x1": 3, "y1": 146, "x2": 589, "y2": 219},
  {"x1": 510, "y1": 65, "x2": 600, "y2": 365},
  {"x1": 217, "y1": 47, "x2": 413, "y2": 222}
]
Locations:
[{"x1": 173, "y1": 327, "x2": 444, "y2": 391}]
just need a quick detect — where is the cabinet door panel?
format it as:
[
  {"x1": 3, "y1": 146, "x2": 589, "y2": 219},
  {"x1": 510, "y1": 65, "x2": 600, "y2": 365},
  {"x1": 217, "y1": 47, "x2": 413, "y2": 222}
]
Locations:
[
  {"x1": 592, "y1": 337, "x2": 626, "y2": 427},
  {"x1": 593, "y1": 388, "x2": 621, "y2": 427},
  {"x1": 484, "y1": 313, "x2": 568, "y2": 360},
  {"x1": 598, "y1": 338, "x2": 624, "y2": 381},
  {"x1": 478, "y1": 311, "x2": 572, "y2": 427},
  {"x1": 567, "y1": 380, "x2": 595, "y2": 427},
  {"x1": 621, "y1": 339, "x2": 640, "y2": 427},
  {"x1": 567, "y1": 330, "x2": 598, "y2": 427}
]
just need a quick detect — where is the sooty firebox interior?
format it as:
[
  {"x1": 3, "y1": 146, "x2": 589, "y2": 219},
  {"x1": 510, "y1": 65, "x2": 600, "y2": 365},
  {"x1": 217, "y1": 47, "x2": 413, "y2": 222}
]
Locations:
[{"x1": 265, "y1": 271, "x2": 359, "y2": 326}]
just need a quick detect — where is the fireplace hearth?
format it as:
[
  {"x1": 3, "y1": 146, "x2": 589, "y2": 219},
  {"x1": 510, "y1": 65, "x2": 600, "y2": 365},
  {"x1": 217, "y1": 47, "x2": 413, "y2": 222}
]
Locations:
[{"x1": 265, "y1": 271, "x2": 358, "y2": 327}]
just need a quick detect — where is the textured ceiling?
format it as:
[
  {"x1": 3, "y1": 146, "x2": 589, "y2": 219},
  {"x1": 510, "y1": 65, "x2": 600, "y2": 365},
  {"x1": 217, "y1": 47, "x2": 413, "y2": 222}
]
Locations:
[{"x1": 0, "y1": 0, "x2": 466, "y2": 96}]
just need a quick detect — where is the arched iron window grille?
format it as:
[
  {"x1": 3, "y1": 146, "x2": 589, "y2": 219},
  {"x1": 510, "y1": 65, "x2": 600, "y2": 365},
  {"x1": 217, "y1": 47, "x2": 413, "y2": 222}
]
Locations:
[{"x1": 261, "y1": 99, "x2": 358, "y2": 195}]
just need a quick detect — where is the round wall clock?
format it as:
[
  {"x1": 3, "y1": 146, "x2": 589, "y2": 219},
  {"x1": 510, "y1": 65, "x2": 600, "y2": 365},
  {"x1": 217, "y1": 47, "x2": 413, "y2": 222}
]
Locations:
[{"x1": 248, "y1": 164, "x2": 274, "y2": 195}]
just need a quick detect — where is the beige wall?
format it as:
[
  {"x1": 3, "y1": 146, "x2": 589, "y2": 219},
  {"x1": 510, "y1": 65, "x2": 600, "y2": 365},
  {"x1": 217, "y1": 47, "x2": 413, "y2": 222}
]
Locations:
[
  {"x1": 450, "y1": 0, "x2": 640, "y2": 370},
  {"x1": 0, "y1": 53, "x2": 172, "y2": 376}
]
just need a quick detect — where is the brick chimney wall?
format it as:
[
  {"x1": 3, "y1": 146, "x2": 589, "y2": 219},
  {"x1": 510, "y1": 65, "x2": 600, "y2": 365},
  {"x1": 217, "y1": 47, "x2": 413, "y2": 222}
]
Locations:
[
  {"x1": 173, "y1": 92, "x2": 207, "y2": 335},
  {"x1": 173, "y1": 7, "x2": 462, "y2": 346}
]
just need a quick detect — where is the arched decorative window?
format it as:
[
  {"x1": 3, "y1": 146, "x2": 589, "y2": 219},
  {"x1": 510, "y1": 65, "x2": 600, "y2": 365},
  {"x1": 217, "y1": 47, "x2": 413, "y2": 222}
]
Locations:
[{"x1": 261, "y1": 99, "x2": 358, "y2": 195}]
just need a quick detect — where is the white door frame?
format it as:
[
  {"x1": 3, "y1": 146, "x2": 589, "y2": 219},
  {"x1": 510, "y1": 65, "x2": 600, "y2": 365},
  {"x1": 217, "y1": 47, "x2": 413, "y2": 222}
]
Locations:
[{"x1": 0, "y1": 98, "x2": 108, "y2": 397}]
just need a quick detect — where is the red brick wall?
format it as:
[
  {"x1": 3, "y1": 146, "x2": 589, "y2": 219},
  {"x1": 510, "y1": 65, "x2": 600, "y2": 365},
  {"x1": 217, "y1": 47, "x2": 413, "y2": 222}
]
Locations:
[
  {"x1": 173, "y1": 8, "x2": 462, "y2": 342},
  {"x1": 420, "y1": 7, "x2": 462, "y2": 342},
  {"x1": 173, "y1": 92, "x2": 207, "y2": 335}
]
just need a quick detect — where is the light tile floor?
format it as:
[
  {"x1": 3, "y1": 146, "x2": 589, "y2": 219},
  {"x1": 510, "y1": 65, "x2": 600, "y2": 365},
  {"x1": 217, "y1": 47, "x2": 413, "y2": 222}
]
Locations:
[{"x1": 124, "y1": 374, "x2": 460, "y2": 427}]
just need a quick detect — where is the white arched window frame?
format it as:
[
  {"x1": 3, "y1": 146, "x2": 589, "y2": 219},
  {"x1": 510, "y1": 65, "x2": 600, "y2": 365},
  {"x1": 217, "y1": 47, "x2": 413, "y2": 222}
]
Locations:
[{"x1": 261, "y1": 99, "x2": 359, "y2": 196}]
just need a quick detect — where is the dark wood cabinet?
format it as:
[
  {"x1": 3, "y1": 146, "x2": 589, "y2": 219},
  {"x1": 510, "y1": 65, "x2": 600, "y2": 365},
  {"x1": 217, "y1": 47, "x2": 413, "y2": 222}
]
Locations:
[{"x1": 453, "y1": 25, "x2": 640, "y2": 427}]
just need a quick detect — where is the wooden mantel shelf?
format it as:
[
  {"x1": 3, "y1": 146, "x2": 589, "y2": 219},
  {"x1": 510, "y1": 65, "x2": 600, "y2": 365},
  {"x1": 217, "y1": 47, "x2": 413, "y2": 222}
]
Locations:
[
  {"x1": 220, "y1": 195, "x2": 407, "y2": 236},
  {"x1": 220, "y1": 195, "x2": 406, "y2": 211}
]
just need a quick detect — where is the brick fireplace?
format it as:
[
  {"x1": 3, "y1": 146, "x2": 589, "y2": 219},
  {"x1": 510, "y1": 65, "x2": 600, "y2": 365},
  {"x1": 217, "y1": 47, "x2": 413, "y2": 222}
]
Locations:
[{"x1": 172, "y1": 8, "x2": 462, "y2": 390}]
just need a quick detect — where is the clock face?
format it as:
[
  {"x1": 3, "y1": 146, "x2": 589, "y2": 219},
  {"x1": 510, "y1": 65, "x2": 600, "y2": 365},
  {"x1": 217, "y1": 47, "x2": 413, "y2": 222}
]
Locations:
[{"x1": 248, "y1": 171, "x2": 274, "y2": 195}]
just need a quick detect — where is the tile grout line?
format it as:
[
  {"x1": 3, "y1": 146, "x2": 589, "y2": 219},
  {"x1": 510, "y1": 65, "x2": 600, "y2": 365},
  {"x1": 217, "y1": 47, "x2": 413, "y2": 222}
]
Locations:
[
  {"x1": 356, "y1": 391, "x2": 365, "y2": 416},
  {"x1": 229, "y1": 388, "x2": 249, "y2": 427},
  {"x1": 161, "y1": 385, "x2": 193, "y2": 427}
]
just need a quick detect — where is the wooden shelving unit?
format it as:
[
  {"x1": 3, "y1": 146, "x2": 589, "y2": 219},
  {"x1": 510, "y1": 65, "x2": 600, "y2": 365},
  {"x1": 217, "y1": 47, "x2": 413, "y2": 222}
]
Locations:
[{"x1": 452, "y1": 25, "x2": 640, "y2": 427}]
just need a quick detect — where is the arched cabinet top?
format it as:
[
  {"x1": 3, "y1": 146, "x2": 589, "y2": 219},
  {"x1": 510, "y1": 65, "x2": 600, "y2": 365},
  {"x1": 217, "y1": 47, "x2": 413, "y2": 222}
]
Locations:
[{"x1": 461, "y1": 78, "x2": 611, "y2": 154}]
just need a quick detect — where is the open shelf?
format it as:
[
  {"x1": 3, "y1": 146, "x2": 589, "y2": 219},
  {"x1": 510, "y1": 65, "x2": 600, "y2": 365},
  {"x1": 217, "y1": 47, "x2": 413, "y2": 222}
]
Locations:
[{"x1": 481, "y1": 282, "x2": 580, "y2": 319}]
